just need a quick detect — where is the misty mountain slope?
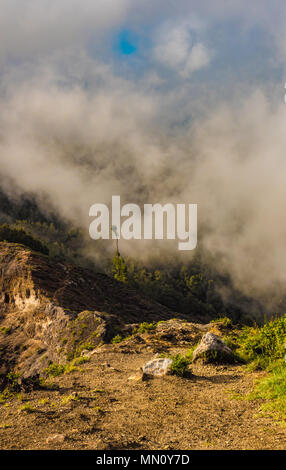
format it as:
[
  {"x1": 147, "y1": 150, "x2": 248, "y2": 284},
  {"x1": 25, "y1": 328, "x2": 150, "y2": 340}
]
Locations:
[
  {"x1": 0, "y1": 188, "x2": 273, "y2": 323},
  {"x1": 0, "y1": 241, "x2": 180, "y2": 378}
]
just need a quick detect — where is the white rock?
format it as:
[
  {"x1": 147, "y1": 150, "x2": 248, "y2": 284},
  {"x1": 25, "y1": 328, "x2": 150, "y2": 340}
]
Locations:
[
  {"x1": 142, "y1": 357, "x2": 173, "y2": 377},
  {"x1": 46, "y1": 434, "x2": 66, "y2": 444},
  {"x1": 192, "y1": 332, "x2": 234, "y2": 364}
]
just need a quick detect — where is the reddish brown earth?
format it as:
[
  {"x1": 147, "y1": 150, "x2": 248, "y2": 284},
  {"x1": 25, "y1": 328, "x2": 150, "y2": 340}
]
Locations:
[
  {"x1": 0, "y1": 242, "x2": 181, "y2": 378},
  {"x1": 0, "y1": 339, "x2": 286, "y2": 450}
]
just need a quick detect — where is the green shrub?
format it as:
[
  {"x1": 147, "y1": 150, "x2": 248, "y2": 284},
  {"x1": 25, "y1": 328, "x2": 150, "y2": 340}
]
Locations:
[
  {"x1": 170, "y1": 354, "x2": 191, "y2": 377},
  {"x1": 136, "y1": 322, "x2": 157, "y2": 334},
  {"x1": 71, "y1": 356, "x2": 90, "y2": 366},
  {"x1": 44, "y1": 364, "x2": 65, "y2": 377},
  {"x1": 5, "y1": 372, "x2": 20, "y2": 393},
  {"x1": 44, "y1": 356, "x2": 90, "y2": 377},
  {"x1": 74, "y1": 342, "x2": 95, "y2": 357},
  {"x1": 218, "y1": 315, "x2": 286, "y2": 422},
  {"x1": 112, "y1": 334, "x2": 123, "y2": 344},
  {"x1": 235, "y1": 316, "x2": 286, "y2": 367}
]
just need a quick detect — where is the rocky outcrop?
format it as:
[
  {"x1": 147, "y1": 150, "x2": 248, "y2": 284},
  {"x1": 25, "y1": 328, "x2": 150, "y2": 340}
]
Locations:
[
  {"x1": 192, "y1": 332, "x2": 235, "y2": 364},
  {"x1": 0, "y1": 242, "x2": 176, "y2": 378},
  {"x1": 109, "y1": 319, "x2": 211, "y2": 356},
  {"x1": 155, "y1": 319, "x2": 210, "y2": 345}
]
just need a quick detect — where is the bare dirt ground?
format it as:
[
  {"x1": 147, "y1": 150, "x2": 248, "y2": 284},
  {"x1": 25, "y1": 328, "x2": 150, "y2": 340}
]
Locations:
[{"x1": 0, "y1": 341, "x2": 286, "y2": 450}]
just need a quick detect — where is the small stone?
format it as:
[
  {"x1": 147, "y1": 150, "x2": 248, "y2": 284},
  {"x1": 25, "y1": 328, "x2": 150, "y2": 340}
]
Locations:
[
  {"x1": 46, "y1": 434, "x2": 66, "y2": 444},
  {"x1": 128, "y1": 374, "x2": 143, "y2": 382},
  {"x1": 80, "y1": 349, "x2": 90, "y2": 357}
]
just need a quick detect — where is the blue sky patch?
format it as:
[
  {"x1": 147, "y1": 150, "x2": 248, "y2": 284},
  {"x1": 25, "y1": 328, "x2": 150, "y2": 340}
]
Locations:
[{"x1": 118, "y1": 30, "x2": 137, "y2": 55}]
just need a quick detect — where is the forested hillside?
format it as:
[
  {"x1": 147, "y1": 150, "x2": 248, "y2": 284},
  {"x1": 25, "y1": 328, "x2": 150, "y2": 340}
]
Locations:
[{"x1": 0, "y1": 189, "x2": 267, "y2": 325}]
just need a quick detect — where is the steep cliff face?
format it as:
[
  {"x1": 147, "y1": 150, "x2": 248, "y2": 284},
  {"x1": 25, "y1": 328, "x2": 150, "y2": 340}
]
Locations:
[{"x1": 0, "y1": 242, "x2": 175, "y2": 377}]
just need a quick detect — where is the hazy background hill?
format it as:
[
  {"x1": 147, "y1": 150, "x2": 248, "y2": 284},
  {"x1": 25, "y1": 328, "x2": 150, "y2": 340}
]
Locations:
[{"x1": 0, "y1": 187, "x2": 270, "y2": 326}]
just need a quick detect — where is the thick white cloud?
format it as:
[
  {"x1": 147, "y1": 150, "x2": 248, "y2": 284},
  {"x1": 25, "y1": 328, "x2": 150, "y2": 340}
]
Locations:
[
  {"x1": 0, "y1": 0, "x2": 130, "y2": 62},
  {"x1": 153, "y1": 21, "x2": 212, "y2": 77},
  {"x1": 154, "y1": 26, "x2": 191, "y2": 69},
  {"x1": 1, "y1": 0, "x2": 286, "y2": 306},
  {"x1": 182, "y1": 43, "x2": 212, "y2": 77}
]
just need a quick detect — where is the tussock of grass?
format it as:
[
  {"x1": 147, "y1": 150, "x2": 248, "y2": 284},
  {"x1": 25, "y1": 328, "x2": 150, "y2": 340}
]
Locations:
[
  {"x1": 234, "y1": 316, "x2": 286, "y2": 368},
  {"x1": 170, "y1": 354, "x2": 191, "y2": 377},
  {"x1": 111, "y1": 321, "x2": 157, "y2": 343},
  {"x1": 112, "y1": 334, "x2": 123, "y2": 344},
  {"x1": 228, "y1": 391, "x2": 244, "y2": 401},
  {"x1": 221, "y1": 315, "x2": 286, "y2": 422},
  {"x1": 248, "y1": 363, "x2": 286, "y2": 421},
  {"x1": 186, "y1": 343, "x2": 199, "y2": 361},
  {"x1": 136, "y1": 322, "x2": 157, "y2": 334},
  {"x1": 211, "y1": 317, "x2": 232, "y2": 328},
  {"x1": 158, "y1": 352, "x2": 192, "y2": 377},
  {"x1": 61, "y1": 394, "x2": 79, "y2": 405},
  {"x1": 18, "y1": 402, "x2": 36, "y2": 413},
  {"x1": 44, "y1": 356, "x2": 90, "y2": 377},
  {"x1": 38, "y1": 398, "x2": 49, "y2": 405}
]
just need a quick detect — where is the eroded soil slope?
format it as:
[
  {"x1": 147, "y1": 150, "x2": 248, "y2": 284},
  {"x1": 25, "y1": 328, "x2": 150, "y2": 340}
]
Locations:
[{"x1": 0, "y1": 242, "x2": 178, "y2": 377}]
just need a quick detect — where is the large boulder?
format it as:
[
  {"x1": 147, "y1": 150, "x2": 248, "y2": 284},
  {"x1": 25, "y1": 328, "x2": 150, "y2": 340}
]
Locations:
[{"x1": 192, "y1": 332, "x2": 235, "y2": 364}]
